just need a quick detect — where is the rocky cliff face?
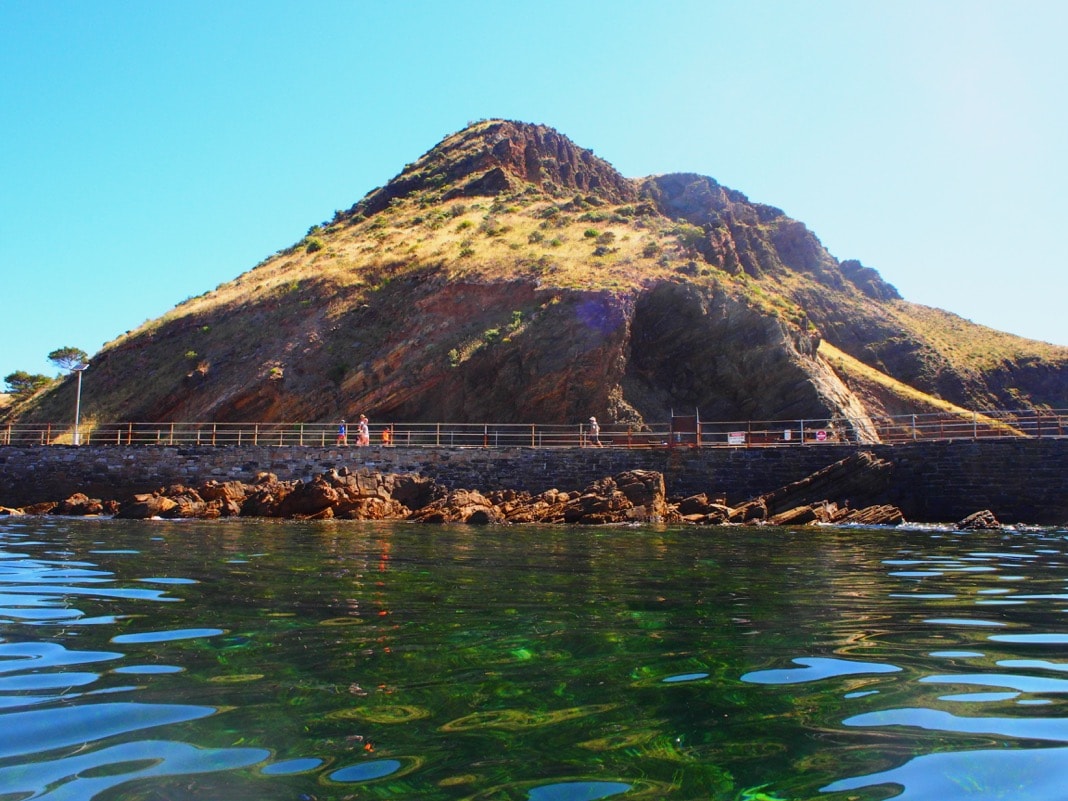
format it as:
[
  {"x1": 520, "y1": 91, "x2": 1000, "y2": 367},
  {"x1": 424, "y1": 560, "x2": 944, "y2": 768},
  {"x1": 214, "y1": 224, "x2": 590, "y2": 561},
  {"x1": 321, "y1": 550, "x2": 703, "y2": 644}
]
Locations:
[
  {"x1": 11, "y1": 119, "x2": 1067, "y2": 435},
  {"x1": 354, "y1": 120, "x2": 639, "y2": 218}
]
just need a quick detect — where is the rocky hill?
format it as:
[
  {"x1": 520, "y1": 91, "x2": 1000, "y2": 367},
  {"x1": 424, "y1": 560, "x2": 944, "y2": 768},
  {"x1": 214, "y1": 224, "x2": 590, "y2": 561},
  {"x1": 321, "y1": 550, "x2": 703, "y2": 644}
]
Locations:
[{"x1": 11, "y1": 120, "x2": 1068, "y2": 437}]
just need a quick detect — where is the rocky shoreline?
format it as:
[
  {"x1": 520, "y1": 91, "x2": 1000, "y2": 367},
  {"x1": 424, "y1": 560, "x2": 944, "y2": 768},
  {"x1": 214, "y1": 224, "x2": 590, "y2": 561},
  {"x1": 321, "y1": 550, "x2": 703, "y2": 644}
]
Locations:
[{"x1": 0, "y1": 451, "x2": 1005, "y2": 530}]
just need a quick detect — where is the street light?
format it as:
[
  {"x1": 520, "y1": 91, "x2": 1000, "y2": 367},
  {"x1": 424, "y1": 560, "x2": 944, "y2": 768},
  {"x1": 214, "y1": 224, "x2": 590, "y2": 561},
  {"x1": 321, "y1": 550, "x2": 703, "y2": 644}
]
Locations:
[{"x1": 71, "y1": 363, "x2": 89, "y2": 446}]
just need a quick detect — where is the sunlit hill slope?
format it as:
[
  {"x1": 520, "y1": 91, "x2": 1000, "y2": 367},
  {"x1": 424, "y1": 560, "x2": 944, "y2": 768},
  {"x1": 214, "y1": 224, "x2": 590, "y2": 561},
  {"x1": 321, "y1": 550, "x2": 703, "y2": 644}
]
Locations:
[{"x1": 10, "y1": 119, "x2": 1068, "y2": 438}]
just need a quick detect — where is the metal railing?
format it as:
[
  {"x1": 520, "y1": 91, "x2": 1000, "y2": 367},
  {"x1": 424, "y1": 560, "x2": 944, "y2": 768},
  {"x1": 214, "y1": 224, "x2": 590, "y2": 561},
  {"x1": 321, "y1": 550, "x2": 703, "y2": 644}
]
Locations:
[{"x1": 1, "y1": 409, "x2": 1065, "y2": 448}]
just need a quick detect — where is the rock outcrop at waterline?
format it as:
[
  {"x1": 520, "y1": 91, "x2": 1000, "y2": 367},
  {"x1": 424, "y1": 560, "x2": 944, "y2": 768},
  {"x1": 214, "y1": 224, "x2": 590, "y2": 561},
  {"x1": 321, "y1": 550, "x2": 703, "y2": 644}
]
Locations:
[
  {"x1": 1, "y1": 454, "x2": 915, "y2": 527},
  {"x1": 2, "y1": 468, "x2": 671, "y2": 525}
]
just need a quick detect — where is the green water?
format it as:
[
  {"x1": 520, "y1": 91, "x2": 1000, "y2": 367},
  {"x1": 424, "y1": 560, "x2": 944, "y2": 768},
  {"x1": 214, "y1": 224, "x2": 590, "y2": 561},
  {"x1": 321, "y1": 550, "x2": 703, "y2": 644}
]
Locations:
[{"x1": 2, "y1": 517, "x2": 1068, "y2": 800}]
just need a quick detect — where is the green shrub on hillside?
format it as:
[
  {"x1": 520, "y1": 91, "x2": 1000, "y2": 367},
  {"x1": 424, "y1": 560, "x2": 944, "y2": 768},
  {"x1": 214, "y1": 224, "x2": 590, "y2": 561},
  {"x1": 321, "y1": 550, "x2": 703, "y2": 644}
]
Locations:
[
  {"x1": 4, "y1": 371, "x2": 52, "y2": 399},
  {"x1": 673, "y1": 222, "x2": 705, "y2": 252}
]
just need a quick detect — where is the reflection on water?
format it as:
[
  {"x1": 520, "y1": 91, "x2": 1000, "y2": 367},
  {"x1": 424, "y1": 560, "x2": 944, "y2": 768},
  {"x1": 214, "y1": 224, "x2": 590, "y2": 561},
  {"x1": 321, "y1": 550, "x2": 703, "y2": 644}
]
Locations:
[{"x1": 1, "y1": 517, "x2": 1068, "y2": 799}]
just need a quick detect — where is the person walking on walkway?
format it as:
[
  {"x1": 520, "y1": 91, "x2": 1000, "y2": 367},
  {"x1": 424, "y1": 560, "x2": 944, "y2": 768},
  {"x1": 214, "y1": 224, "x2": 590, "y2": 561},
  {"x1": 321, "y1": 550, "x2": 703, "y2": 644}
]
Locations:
[
  {"x1": 357, "y1": 414, "x2": 370, "y2": 446},
  {"x1": 588, "y1": 416, "x2": 603, "y2": 447},
  {"x1": 336, "y1": 420, "x2": 348, "y2": 446}
]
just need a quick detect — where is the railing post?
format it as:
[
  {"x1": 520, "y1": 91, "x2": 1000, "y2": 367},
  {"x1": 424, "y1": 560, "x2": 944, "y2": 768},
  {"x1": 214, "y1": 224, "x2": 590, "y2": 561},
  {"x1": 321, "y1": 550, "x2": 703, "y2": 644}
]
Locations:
[
  {"x1": 973, "y1": 410, "x2": 978, "y2": 440},
  {"x1": 912, "y1": 415, "x2": 917, "y2": 441},
  {"x1": 300, "y1": 423, "x2": 305, "y2": 446},
  {"x1": 436, "y1": 423, "x2": 441, "y2": 447},
  {"x1": 799, "y1": 419, "x2": 805, "y2": 444},
  {"x1": 169, "y1": 422, "x2": 175, "y2": 445}
]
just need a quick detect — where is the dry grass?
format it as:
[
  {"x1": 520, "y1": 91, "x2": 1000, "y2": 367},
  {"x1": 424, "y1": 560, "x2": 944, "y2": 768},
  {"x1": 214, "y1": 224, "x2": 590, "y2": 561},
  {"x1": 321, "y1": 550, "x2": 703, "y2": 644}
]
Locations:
[
  {"x1": 886, "y1": 302, "x2": 1068, "y2": 370},
  {"x1": 819, "y1": 340, "x2": 1022, "y2": 434},
  {"x1": 145, "y1": 192, "x2": 709, "y2": 335}
]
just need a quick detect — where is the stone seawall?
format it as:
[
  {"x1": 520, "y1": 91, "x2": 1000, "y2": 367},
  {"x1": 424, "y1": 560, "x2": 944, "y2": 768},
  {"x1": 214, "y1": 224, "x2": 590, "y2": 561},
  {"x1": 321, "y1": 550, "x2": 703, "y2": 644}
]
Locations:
[{"x1": 1, "y1": 440, "x2": 1066, "y2": 524}]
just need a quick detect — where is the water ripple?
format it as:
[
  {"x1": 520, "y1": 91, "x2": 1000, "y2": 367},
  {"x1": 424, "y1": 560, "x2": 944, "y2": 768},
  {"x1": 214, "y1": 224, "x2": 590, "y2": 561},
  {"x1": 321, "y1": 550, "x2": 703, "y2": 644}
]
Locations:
[
  {"x1": 823, "y1": 745, "x2": 1068, "y2": 799},
  {"x1": 0, "y1": 738, "x2": 269, "y2": 800},
  {"x1": 741, "y1": 657, "x2": 901, "y2": 685},
  {"x1": 843, "y1": 707, "x2": 1068, "y2": 743},
  {"x1": 0, "y1": 701, "x2": 220, "y2": 759}
]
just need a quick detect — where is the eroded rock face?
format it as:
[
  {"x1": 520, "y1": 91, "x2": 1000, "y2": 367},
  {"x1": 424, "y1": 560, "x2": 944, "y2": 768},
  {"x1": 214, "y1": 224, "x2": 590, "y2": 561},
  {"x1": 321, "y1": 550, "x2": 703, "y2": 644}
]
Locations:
[
  {"x1": 625, "y1": 281, "x2": 874, "y2": 429},
  {"x1": 354, "y1": 120, "x2": 639, "y2": 218}
]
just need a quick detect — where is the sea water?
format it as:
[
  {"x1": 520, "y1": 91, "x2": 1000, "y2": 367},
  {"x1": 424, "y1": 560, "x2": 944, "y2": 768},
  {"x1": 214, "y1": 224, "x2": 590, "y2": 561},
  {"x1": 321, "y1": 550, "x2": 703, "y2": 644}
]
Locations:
[{"x1": 1, "y1": 516, "x2": 1067, "y2": 800}]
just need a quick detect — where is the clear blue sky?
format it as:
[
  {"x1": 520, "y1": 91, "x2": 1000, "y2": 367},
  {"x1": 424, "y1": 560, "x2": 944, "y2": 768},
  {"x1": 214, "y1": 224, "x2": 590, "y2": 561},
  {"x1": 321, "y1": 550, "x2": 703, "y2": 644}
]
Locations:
[{"x1": 3, "y1": 1, "x2": 1066, "y2": 386}]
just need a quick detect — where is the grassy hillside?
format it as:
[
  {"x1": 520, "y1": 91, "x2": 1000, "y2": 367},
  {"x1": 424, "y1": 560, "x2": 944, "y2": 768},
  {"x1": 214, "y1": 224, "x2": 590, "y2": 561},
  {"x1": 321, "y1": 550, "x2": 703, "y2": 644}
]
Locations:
[{"x1": 6, "y1": 119, "x2": 1065, "y2": 430}]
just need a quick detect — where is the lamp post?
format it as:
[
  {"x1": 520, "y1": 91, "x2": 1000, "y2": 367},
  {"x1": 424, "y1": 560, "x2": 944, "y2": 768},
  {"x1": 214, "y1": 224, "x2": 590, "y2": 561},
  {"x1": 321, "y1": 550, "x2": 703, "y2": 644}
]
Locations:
[{"x1": 71, "y1": 363, "x2": 89, "y2": 446}]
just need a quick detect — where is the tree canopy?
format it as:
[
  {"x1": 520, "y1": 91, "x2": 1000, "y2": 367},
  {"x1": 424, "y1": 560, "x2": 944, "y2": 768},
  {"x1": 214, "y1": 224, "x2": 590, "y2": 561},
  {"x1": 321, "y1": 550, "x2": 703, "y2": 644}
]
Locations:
[
  {"x1": 48, "y1": 346, "x2": 89, "y2": 371},
  {"x1": 4, "y1": 371, "x2": 53, "y2": 398}
]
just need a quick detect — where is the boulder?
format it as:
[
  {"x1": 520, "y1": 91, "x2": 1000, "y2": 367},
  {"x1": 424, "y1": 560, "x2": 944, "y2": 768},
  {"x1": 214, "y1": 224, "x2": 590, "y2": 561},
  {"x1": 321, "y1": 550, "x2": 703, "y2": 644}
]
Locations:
[
  {"x1": 763, "y1": 500, "x2": 905, "y2": 527},
  {"x1": 767, "y1": 504, "x2": 821, "y2": 526},
  {"x1": 407, "y1": 489, "x2": 504, "y2": 524},
  {"x1": 837, "y1": 504, "x2": 905, "y2": 526},
  {"x1": 115, "y1": 493, "x2": 180, "y2": 519},
  {"x1": 495, "y1": 489, "x2": 568, "y2": 524},
  {"x1": 335, "y1": 497, "x2": 409, "y2": 520},
  {"x1": 957, "y1": 509, "x2": 1002, "y2": 530},
  {"x1": 276, "y1": 476, "x2": 341, "y2": 518},
  {"x1": 198, "y1": 480, "x2": 248, "y2": 504},
  {"x1": 677, "y1": 493, "x2": 711, "y2": 515},
  {"x1": 160, "y1": 489, "x2": 210, "y2": 519},
  {"x1": 559, "y1": 470, "x2": 670, "y2": 524},
  {"x1": 54, "y1": 493, "x2": 105, "y2": 516},
  {"x1": 390, "y1": 474, "x2": 446, "y2": 510},
  {"x1": 22, "y1": 501, "x2": 57, "y2": 515}
]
